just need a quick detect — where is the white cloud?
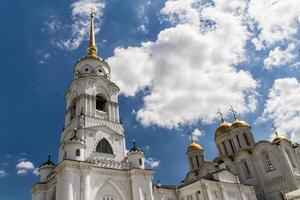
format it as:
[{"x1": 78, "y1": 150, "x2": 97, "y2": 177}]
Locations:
[
  {"x1": 145, "y1": 158, "x2": 160, "y2": 168},
  {"x1": 249, "y1": 0, "x2": 300, "y2": 50},
  {"x1": 37, "y1": 51, "x2": 51, "y2": 65},
  {"x1": 16, "y1": 160, "x2": 38, "y2": 176},
  {"x1": 264, "y1": 43, "x2": 296, "y2": 69},
  {"x1": 261, "y1": 77, "x2": 300, "y2": 142},
  {"x1": 0, "y1": 170, "x2": 8, "y2": 178},
  {"x1": 191, "y1": 128, "x2": 204, "y2": 141},
  {"x1": 108, "y1": 0, "x2": 257, "y2": 128},
  {"x1": 55, "y1": 0, "x2": 105, "y2": 50}
]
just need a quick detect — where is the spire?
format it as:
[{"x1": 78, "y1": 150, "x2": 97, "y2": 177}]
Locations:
[{"x1": 87, "y1": 11, "x2": 99, "y2": 59}]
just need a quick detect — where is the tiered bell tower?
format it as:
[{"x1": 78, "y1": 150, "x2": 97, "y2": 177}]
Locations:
[
  {"x1": 58, "y1": 12, "x2": 125, "y2": 163},
  {"x1": 32, "y1": 12, "x2": 155, "y2": 200}
]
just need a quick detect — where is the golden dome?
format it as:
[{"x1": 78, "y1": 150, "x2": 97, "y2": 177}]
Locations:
[
  {"x1": 231, "y1": 119, "x2": 249, "y2": 129},
  {"x1": 272, "y1": 133, "x2": 289, "y2": 143},
  {"x1": 215, "y1": 121, "x2": 231, "y2": 139},
  {"x1": 187, "y1": 142, "x2": 203, "y2": 152}
]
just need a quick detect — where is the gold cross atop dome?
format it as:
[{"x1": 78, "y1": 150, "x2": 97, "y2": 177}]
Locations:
[
  {"x1": 217, "y1": 107, "x2": 225, "y2": 122},
  {"x1": 271, "y1": 123, "x2": 278, "y2": 136},
  {"x1": 229, "y1": 105, "x2": 237, "y2": 120},
  {"x1": 87, "y1": 11, "x2": 100, "y2": 59}
]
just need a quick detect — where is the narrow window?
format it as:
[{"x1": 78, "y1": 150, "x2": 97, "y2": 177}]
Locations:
[
  {"x1": 244, "y1": 133, "x2": 250, "y2": 146},
  {"x1": 196, "y1": 155, "x2": 200, "y2": 168},
  {"x1": 190, "y1": 157, "x2": 194, "y2": 169},
  {"x1": 96, "y1": 139, "x2": 113, "y2": 154},
  {"x1": 235, "y1": 135, "x2": 241, "y2": 148},
  {"x1": 223, "y1": 141, "x2": 228, "y2": 155},
  {"x1": 265, "y1": 154, "x2": 275, "y2": 171},
  {"x1": 76, "y1": 149, "x2": 80, "y2": 157},
  {"x1": 96, "y1": 95, "x2": 107, "y2": 112},
  {"x1": 229, "y1": 139, "x2": 235, "y2": 153},
  {"x1": 217, "y1": 145, "x2": 222, "y2": 155},
  {"x1": 242, "y1": 160, "x2": 251, "y2": 178},
  {"x1": 139, "y1": 158, "x2": 143, "y2": 166}
]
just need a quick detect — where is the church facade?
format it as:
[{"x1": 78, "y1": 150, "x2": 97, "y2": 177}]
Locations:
[
  {"x1": 31, "y1": 13, "x2": 300, "y2": 200},
  {"x1": 153, "y1": 115, "x2": 300, "y2": 200}
]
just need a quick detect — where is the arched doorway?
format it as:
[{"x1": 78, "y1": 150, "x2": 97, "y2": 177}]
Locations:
[{"x1": 95, "y1": 180, "x2": 126, "y2": 200}]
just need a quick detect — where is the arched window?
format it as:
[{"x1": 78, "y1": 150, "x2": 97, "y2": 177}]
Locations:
[
  {"x1": 70, "y1": 99, "x2": 76, "y2": 120},
  {"x1": 96, "y1": 95, "x2": 107, "y2": 112},
  {"x1": 241, "y1": 160, "x2": 251, "y2": 178},
  {"x1": 96, "y1": 139, "x2": 113, "y2": 154},
  {"x1": 76, "y1": 149, "x2": 80, "y2": 157}
]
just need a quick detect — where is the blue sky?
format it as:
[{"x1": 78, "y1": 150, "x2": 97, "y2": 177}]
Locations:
[{"x1": 0, "y1": 0, "x2": 300, "y2": 199}]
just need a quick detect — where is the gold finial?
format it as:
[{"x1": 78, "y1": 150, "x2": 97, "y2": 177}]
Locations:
[
  {"x1": 217, "y1": 108, "x2": 225, "y2": 123},
  {"x1": 229, "y1": 105, "x2": 237, "y2": 120},
  {"x1": 87, "y1": 10, "x2": 99, "y2": 59}
]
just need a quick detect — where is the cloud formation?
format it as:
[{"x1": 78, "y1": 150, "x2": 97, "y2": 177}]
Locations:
[
  {"x1": 108, "y1": 0, "x2": 257, "y2": 128},
  {"x1": 145, "y1": 158, "x2": 160, "y2": 168},
  {"x1": 264, "y1": 43, "x2": 296, "y2": 69},
  {"x1": 249, "y1": 0, "x2": 300, "y2": 50},
  {"x1": 191, "y1": 128, "x2": 204, "y2": 141},
  {"x1": 0, "y1": 170, "x2": 7, "y2": 178},
  {"x1": 16, "y1": 159, "x2": 38, "y2": 175},
  {"x1": 53, "y1": 0, "x2": 105, "y2": 50},
  {"x1": 261, "y1": 78, "x2": 300, "y2": 142}
]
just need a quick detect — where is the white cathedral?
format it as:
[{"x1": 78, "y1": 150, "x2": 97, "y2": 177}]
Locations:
[{"x1": 31, "y1": 13, "x2": 300, "y2": 200}]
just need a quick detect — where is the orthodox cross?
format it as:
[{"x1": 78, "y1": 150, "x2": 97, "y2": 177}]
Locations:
[
  {"x1": 229, "y1": 105, "x2": 237, "y2": 120},
  {"x1": 217, "y1": 108, "x2": 225, "y2": 122},
  {"x1": 271, "y1": 123, "x2": 278, "y2": 137}
]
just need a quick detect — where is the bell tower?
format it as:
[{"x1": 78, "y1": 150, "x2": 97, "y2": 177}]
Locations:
[{"x1": 58, "y1": 12, "x2": 125, "y2": 163}]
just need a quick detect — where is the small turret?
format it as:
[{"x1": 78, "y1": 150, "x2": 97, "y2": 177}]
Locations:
[
  {"x1": 187, "y1": 134, "x2": 204, "y2": 171},
  {"x1": 127, "y1": 140, "x2": 145, "y2": 169},
  {"x1": 39, "y1": 155, "x2": 55, "y2": 182}
]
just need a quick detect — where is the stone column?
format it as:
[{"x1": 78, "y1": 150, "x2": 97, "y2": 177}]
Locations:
[
  {"x1": 201, "y1": 182, "x2": 210, "y2": 200},
  {"x1": 148, "y1": 178, "x2": 154, "y2": 200},
  {"x1": 238, "y1": 185, "x2": 246, "y2": 200},
  {"x1": 82, "y1": 171, "x2": 90, "y2": 200}
]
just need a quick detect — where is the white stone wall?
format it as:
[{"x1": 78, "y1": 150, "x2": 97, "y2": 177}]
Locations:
[{"x1": 32, "y1": 160, "x2": 154, "y2": 200}]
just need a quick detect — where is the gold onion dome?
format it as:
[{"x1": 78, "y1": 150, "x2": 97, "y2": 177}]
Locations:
[
  {"x1": 231, "y1": 119, "x2": 250, "y2": 129},
  {"x1": 187, "y1": 142, "x2": 203, "y2": 152},
  {"x1": 215, "y1": 121, "x2": 231, "y2": 139},
  {"x1": 272, "y1": 132, "x2": 289, "y2": 143}
]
